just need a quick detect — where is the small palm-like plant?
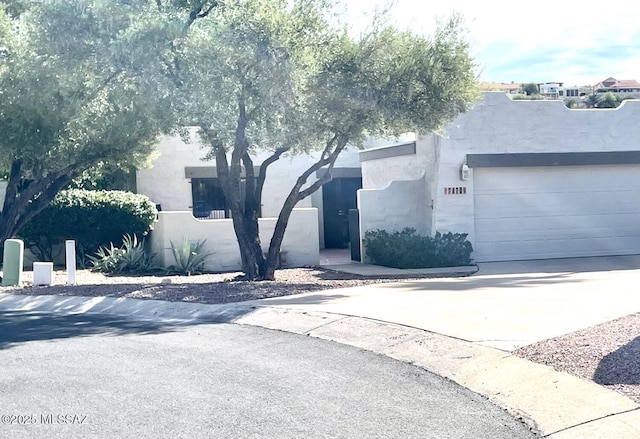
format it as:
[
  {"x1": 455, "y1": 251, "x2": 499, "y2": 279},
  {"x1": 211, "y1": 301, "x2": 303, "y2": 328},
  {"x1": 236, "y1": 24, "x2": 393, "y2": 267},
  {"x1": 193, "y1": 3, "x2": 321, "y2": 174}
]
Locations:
[{"x1": 167, "y1": 237, "x2": 214, "y2": 276}]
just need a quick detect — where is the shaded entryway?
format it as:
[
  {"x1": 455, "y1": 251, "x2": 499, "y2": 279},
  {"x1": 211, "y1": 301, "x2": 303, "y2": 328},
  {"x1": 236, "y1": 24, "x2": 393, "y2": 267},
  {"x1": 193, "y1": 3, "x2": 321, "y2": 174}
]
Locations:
[{"x1": 322, "y1": 176, "x2": 362, "y2": 249}]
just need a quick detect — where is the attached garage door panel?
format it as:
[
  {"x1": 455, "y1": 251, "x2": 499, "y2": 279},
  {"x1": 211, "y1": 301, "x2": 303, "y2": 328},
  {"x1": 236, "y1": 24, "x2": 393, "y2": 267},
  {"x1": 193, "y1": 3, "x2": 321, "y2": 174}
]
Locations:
[{"x1": 474, "y1": 166, "x2": 640, "y2": 262}]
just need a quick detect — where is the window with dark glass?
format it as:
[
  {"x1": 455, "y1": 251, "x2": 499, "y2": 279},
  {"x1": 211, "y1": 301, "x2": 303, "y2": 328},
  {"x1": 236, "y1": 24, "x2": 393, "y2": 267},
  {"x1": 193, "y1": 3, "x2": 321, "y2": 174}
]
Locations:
[{"x1": 191, "y1": 178, "x2": 256, "y2": 219}]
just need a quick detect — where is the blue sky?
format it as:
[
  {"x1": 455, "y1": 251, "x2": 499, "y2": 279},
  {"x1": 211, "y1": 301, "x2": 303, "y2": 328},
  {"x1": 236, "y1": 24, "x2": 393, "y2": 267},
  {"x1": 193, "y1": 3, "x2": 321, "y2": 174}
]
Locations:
[{"x1": 346, "y1": 0, "x2": 640, "y2": 86}]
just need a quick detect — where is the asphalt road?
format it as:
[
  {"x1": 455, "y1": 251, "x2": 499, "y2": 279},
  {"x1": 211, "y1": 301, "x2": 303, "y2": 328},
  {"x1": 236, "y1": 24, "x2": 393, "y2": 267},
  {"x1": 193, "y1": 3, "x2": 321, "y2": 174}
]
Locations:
[{"x1": 0, "y1": 311, "x2": 537, "y2": 439}]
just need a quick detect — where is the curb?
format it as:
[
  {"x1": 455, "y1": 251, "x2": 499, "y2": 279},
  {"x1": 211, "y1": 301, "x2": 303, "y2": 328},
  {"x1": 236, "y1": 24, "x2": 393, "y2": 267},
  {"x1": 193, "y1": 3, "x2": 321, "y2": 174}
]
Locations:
[{"x1": 1, "y1": 293, "x2": 639, "y2": 438}]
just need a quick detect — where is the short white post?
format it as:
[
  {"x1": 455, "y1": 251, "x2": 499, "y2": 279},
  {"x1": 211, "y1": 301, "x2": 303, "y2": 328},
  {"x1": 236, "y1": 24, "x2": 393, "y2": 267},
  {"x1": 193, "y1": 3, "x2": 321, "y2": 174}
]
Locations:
[
  {"x1": 66, "y1": 240, "x2": 76, "y2": 285},
  {"x1": 33, "y1": 262, "x2": 54, "y2": 286}
]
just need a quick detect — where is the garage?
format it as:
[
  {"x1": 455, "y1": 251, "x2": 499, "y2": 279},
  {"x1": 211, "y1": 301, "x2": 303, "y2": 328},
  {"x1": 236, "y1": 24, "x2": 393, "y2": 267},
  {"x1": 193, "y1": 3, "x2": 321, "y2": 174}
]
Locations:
[{"x1": 472, "y1": 162, "x2": 640, "y2": 262}]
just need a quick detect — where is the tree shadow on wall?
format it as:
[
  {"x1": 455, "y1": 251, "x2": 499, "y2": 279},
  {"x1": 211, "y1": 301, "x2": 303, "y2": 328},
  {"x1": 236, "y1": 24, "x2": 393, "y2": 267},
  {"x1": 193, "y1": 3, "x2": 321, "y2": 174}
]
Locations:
[{"x1": 593, "y1": 336, "x2": 640, "y2": 385}]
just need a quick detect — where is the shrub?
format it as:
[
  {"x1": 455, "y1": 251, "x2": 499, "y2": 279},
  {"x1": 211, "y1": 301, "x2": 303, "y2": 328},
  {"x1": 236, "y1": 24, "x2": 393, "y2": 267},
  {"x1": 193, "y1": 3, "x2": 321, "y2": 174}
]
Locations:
[
  {"x1": 18, "y1": 189, "x2": 157, "y2": 261},
  {"x1": 510, "y1": 94, "x2": 544, "y2": 100},
  {"x1": 364, "y1": 228, "x2": 473, "y2": 269},
  {"x1": 167, "y1": 237, "x2": 214, "y2": 276},
  {"x1": 88, "y1": 234, "x2": 159, "y2": 274}
]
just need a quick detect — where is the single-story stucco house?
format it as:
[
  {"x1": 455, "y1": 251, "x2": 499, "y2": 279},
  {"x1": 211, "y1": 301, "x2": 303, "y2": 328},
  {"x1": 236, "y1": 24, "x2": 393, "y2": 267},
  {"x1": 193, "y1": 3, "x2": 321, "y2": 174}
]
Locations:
[{"x1": 136, "y1": 91, "x2": 640, "y2": 269}]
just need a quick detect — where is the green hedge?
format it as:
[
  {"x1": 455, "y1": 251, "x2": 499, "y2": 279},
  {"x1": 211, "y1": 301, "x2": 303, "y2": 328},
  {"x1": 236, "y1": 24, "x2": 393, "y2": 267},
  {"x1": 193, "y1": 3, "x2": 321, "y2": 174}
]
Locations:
[
  {"x1": 364, "y1": 228, "x2": 473, "y2": 269},
  {"x1": 18, "y1": 189, "x2": 157, "y2": 261}
]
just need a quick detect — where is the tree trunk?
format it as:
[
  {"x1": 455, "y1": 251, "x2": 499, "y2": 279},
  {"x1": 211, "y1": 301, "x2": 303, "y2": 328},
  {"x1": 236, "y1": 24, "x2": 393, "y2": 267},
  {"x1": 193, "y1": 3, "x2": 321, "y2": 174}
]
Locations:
[
  {"x1": 215, "y1": 154, "x2": 263, "y2": 279},
  {"x1": 262, "y1": 136, "x2": 348, "y2": 280},
  {"x1": 0, "y1": 160, "x2": 25, "y2": 246},
  {"x1": 230, "y1": 209, "x2": 264, "y2": 280},
  {"x1": 262, "y1": 192, "x2": 298, "y2": 280},
  {"x1": 208, "y1": 99, "x2": 267, "y2": 280},
  {"x1": 0, "y1": 159, "x2": 76, "y2": 259}
]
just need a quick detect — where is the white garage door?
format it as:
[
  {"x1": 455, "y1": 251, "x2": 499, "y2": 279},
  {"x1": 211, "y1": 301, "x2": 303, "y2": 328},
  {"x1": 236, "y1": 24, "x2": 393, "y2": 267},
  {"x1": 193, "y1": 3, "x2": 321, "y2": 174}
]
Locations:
[{"x1": 473, "y1": 165, "x2": 640, "y2": 262}]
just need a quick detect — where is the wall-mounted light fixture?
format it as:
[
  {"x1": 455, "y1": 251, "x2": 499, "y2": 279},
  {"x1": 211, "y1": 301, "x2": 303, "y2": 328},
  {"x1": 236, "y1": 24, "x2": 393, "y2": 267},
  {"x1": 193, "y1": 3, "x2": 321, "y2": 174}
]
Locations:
[{"x1": 460, "y1": 163, "x2": 470, "y2": 181}]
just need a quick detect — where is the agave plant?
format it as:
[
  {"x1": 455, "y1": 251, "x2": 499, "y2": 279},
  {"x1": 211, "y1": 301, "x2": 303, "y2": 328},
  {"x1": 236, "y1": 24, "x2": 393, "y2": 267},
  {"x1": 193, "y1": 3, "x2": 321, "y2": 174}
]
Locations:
[
  {"x1": 88, "y1": 234, "x2": 158, "y2": 274},
  {"x1": 167, "y1": 237, "x2": 214, "y2": 276}
]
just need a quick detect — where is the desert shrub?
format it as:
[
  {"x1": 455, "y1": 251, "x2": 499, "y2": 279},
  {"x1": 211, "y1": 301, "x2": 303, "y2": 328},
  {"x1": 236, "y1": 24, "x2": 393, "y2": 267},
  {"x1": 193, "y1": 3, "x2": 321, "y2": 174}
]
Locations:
[
  {"x1": 364, "y1": 228, "x2": 473, "y2": 269},
  {"x1": 18, "y1": 189, "x2": 157, "y2": 261},
  {"x1": 88, "y1": 234, "x2": 159, "y2": 274},
  {"x1": 167, "y1": 237, "x2": 214, "y2": 276}
]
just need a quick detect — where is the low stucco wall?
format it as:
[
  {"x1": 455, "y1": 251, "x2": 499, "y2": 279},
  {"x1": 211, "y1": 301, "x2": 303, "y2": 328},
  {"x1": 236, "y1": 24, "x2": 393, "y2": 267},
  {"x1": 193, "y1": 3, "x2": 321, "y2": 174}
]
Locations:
[
  {"x1": 148, "y1": 208, "x2": 319, "y2": 272},
  {"x1": 357, "y1": 176, "x2": 431, "y2": 262}
]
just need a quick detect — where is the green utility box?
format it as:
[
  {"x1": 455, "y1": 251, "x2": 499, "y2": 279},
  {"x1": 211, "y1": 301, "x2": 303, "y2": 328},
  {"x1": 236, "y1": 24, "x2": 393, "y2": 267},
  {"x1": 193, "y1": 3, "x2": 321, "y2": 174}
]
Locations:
[{"x1": 2, "y1": 239, "x2": 24, "y2": 286}]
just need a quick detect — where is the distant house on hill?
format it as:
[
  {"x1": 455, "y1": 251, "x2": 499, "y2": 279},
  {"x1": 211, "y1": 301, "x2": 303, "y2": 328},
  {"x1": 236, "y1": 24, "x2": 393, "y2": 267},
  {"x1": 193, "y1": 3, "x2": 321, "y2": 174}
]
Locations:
[
  {"x1": 593, "y1": 77, "x2": 640, "y2": 97},
  {"x1": 538, "y1": 82, "x2": 591, "y2": 100}
]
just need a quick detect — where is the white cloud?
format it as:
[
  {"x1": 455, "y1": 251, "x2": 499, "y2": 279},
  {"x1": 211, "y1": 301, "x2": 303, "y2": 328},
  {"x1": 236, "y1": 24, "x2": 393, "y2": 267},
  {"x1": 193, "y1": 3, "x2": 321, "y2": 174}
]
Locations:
[{"x1": 346, "y1": 0, "x2": 640, "y2": 85}]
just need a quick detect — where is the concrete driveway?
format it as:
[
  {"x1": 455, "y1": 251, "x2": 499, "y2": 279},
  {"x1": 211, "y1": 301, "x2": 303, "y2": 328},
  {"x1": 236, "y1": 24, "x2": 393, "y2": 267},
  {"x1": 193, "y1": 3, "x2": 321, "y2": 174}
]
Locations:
[{"x1": 251, "y1": 256, "x2": 640, "y2": 350}]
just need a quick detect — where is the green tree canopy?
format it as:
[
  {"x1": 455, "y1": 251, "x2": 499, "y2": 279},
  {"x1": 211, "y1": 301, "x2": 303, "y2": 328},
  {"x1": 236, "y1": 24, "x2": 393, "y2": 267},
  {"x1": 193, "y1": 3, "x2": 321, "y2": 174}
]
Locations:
[
  {"x1": 0, "y1": 0, "x2": 479, "y2": 279},
  {"x1": 177, "y1": 0, "x2": 479, "y2": 279},
  {"x1": 595, "y1": 92, "x2": 623, "y2": 108},
  {"x1": 520, "y1": 82, "x2": 539, "y2": 96},
  {"x1": 0, "y1": 0, "x2": 180, "y2": 243}
]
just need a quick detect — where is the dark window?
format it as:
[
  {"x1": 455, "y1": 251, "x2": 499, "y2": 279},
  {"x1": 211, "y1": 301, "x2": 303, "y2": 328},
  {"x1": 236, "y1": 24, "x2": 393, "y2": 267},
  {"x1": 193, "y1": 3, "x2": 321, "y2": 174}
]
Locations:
[{"x1": 191, "y1": 178, "x2": 256, "y2": 219}]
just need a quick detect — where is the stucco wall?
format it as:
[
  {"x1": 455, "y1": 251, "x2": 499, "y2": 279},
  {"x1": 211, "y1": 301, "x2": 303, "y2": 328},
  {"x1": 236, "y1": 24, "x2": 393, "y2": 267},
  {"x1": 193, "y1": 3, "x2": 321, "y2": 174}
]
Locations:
[
  {"x1": 433, "y1": 92, "x2": 640, "y2": 246},
  {"x1": 136, "y1": 130, "x2": 369, "y2": 252},
  {"x1": 136, "y1": 134, "x2": 208, "y2": 212},
  {"x1": 136, "y1": 130, "x2": 362, "y2": 218},
  {"x1": 357, "y1": 92, "x2": 640, "y2": 258},
  {"x1": 148, "y1": 208, "x2": 319, "y2": 272},
  {"x1": 358, "y1": 176, "x2": 431, "y2": 262},
  {"x1": 358, "y1": 136, "x2": 439, "y2": 245}
]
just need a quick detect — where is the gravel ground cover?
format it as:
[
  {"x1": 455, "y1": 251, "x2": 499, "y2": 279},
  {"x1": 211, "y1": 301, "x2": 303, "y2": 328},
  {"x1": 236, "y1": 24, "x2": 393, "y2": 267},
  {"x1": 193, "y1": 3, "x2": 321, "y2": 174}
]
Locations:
[
  {"x1": 0, "y1": 268, "x2": 431, "y2": 304},
  {"x1": 2, "y1": 267, "x2": 638, "y2": 405},
  {"x1": 514, "y1": 313, "x2": 640, "y2": 404}
]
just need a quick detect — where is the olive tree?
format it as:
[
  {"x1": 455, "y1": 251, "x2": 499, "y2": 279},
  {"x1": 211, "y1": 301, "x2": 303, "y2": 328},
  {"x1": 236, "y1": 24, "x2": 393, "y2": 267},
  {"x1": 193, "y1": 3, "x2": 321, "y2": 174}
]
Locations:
[
  {"x1": 0, "y1": 0, "x2": 180, "y2": 246},
  {"x1": 178, "y1": 0, "x2": 479, "y2": 280}
]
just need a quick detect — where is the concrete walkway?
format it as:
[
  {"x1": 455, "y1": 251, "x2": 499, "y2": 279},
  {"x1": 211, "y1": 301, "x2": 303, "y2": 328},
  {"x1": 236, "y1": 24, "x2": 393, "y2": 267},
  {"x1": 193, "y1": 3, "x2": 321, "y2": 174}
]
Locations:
[{"x1": 1, "y1": 255, "x2": 640, "y2": 438}]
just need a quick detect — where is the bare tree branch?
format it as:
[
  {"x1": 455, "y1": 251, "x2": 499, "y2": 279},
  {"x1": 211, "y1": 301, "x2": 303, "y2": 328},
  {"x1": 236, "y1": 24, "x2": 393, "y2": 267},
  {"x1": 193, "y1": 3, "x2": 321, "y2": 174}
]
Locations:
[
  {"x1": 184, "y1": 1, "x2": 218, "y2": 31},
  {"x1": 255, "y1": 146, "x2": 290, "y2": 208}
]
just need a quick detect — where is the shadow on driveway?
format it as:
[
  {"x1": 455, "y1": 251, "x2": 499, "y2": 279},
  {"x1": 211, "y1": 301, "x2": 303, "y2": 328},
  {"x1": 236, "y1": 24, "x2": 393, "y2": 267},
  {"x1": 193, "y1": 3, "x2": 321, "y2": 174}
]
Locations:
[
  {"x1": 373, "y1": 273, "x2": 585, "y2": 292},
  {"x1": 249, "y1": 293, "x2": 349, "y2": 306},
  {"x1": 476, "y1": 255, "x2": 640, "y2": 276}
]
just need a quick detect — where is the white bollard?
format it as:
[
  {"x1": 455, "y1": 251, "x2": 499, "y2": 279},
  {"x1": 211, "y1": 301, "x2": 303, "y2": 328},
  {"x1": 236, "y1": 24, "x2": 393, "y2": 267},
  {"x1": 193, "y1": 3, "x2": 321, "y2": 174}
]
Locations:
[
  {"x1": 33, "y1": 262, "x2": 54, "y2": 286},
  {"x1": 66, "y1": 240, "x2": 76, "y2": 285}
]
